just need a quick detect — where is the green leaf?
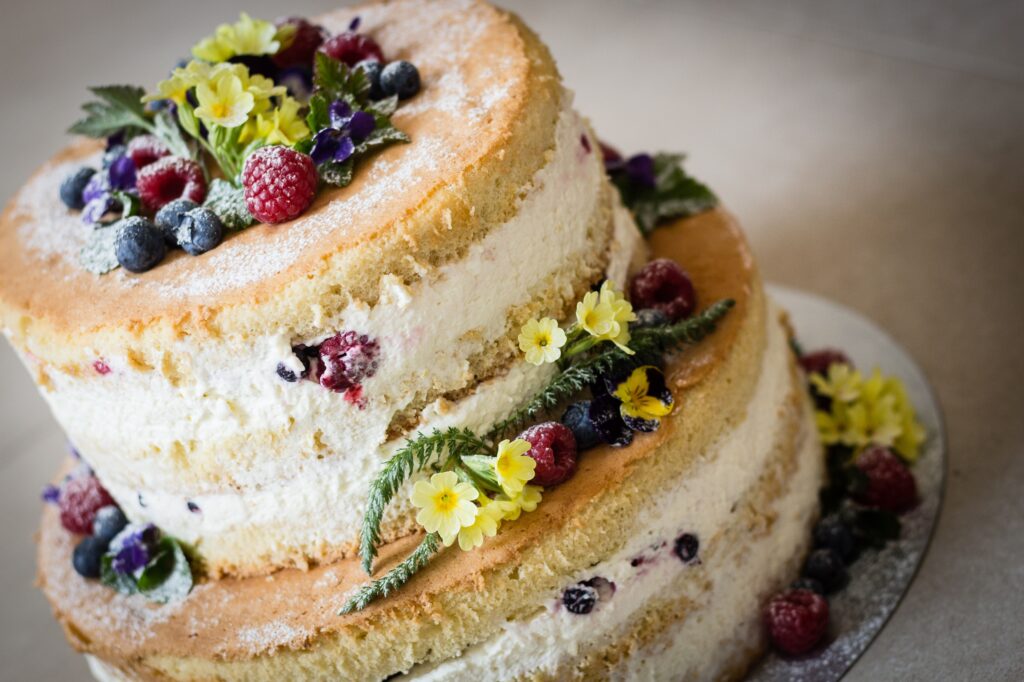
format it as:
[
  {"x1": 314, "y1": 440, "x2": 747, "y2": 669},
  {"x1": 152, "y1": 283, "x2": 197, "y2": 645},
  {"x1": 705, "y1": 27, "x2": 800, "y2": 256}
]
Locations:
[
  {"x1": 611, "y1": 153, "x2": 718, "y2": 235},
  {"x1": 354, "y1": 126, "x2": 411, "y2": 155},
  {"x1": 153, "y1": 110, "x2": 195, "y2": 161},
  {"x1": 313, "y1": 53, "x2": 370, "y2": 104},
  {"x1": 78, "y1": 223, "x2": 120, "y2": 275},
  {"x1": 366, "y1": 95, "x2": 399, "y2": 119},
  {"x1": 459, "y1": 455, "x2": 503, "y2": 493},
  {"x1": 204, "y1": 179, "x2": 256, "y2": 230},
  {"x1": 137, "y1": 537, "x2": 193, "y2": 603},
  {"x1": 319, "y1": 159, "x2": 355, "y2": 187},
  {"x1": 69, "y1": 85, "x2": 150, "y2": 139},
  {"x1": 304, "y1": 94, "x2": 331, "y2": 140},
  {"x1": 100, "y1": 555, "x2": 140, "y2": 596},
  {"x1": 176, "y1": 101, "x2": 201, "y2": 140},
  {"x1": 110, "y1": 191, "x2": 140, "y2": 220},
  {"x1": 341, "y1": 533, "x2": 440, "y2": 614}
]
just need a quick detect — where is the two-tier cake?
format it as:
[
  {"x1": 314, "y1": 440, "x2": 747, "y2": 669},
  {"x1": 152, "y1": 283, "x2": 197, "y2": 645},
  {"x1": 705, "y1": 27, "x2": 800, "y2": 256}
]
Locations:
[{"x1": 1, "y1": 1, "x2": 831, "y2": 679}]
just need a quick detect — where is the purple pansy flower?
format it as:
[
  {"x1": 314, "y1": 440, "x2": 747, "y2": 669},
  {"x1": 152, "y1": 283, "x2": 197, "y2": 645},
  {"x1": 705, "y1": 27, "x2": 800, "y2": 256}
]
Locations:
[
  {"x1": 110, "y1": 523, "x2": 160, "y2": 575},
  {"x1": 108, "y1": 155, "x2": 137, "y2": 191},
  {"x1": 310, "y1": 100, "x2": 376, "y2": 166},
  {"x1": 624, "y1": 153, "x2": 656, "y2": 188}
]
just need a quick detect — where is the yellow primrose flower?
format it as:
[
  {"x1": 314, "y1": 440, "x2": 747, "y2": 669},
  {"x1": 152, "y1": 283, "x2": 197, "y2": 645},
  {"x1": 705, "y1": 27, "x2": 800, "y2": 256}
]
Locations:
[
  {"x1": 240, "y1": 96, "x2": 310, "y2": 146},
  {"x1": 810, "y1": 363, "x2": 862, "y2": 402},
  {"x1": 457, "y1": 497, "x2": 505, "y2": 551},
  {"x1": 518, "y1": 317, "x2": 567, "y2": 366},
  {"x1": 194, "y1": 71, "x2": 255, "y2": 129},
  {"x1": 497, "y1": 485, "x2": 542, "y2": 521},
  {"x1": 493, "y1": 438, "x2": 536, "y2": 496},
  {"x1": 600, "y1": 281, "x2": 637, "y2": 353},
  {"x1": 613, "y1": 365, "x2": 674, "y2": 428},
  {"x1": 192, "y1": 13, "x2": 283, "y2": 63},
  {"x1": 411, "y1": 471, "x2": 480, "y2": 547},
  {"x1": 575, "y1": 282, "x2": 636, "y2": 353},
  {"x1": 146, "y1": 72, "x2": 191, "y2": 105}
]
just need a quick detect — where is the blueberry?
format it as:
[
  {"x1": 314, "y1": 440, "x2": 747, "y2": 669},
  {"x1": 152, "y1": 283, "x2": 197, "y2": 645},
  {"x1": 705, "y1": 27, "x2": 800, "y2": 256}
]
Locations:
[
  {"x1": 115, "y1": 217, "x2": 167, "y2": 273},
  {"x1": 154, "y1": 199, "x2": 199, "y2": 246},
  {"x1": 813, "y1": 514, "x2": 857, "y2": 563},
  {"x1": 379, "y1": 60, "x2": 420, "y2": 100},
  {"x1": 791, "y1": 577, "x2": 826, "y2": 595},
  {"x1": 59, "y1": 167, "x2": 97, "y2": 210},
  {"x1": 92, "y1": 505, "x2": 128, "y2": 543},
  {"x1": 673, "y1": 533, "x2": 700, "y2": 563},
  {"x1": 561, "y1": 401, "x2": 602, "y2": 451},
  {"x1": 176, "y1": 208, "x2": 224, "y2": 256},
  {"x1": 632, "y1": 308, "x2": 670, "y2": 329},
  {"x1": 102, "y1": 145, "x2": 127, "y2": 169},
  {"x1": 562, "y1": 583, "x2": 598, "y2": 615},
  {"x1": 355, "y1": 59, "x2": 384, "y2": 99},
  {"x1": 277, "y1": 362, "x2": 299, "y2": 382},
  {"x1": 72, "y1": 536, "x2": 106, "y2": 578},
  {"x1": 802, "y1": 548, "x2": 849, "y2": 594}
]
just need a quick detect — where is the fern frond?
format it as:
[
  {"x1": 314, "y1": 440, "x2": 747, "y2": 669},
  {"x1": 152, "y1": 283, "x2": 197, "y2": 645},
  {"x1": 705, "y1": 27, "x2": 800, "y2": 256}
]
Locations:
[{"x1": 341, "y1": 533, "x2": 439, "y2": 614}]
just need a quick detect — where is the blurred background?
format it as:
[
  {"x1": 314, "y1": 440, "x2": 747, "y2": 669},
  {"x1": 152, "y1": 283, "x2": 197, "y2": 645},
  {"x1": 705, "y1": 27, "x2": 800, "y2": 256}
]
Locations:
[{"x1": 1, "y1": 1, "x2": 1022, "y2": 679}]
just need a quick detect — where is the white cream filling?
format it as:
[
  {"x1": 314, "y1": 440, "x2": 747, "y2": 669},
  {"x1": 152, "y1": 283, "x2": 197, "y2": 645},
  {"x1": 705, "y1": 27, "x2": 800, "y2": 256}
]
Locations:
[
  {"x1": 403, "y1": 306, "x2": 809, "y2": 681},
  {"x1": 29, "y1": 97, "x2": 643, "y2": 556}
]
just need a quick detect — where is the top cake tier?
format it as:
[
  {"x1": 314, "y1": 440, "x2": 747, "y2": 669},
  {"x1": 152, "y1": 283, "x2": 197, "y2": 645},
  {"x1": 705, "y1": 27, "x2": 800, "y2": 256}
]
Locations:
[{"x1": 0, "y1": 0, "x2": 643, "y2": 576}]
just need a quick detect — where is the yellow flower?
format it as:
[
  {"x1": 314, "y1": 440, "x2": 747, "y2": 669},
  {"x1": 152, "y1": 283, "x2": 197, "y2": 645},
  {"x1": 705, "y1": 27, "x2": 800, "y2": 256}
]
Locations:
[
  {"x1": 575, "y1": 282, "x2": 635, "y2": 353},
  {"x1": 599, "y1": 280, "x2": 637, "y2": 352},
  {"x1": 493, "y1": 438, "x2": 536, "y2": 496},
  {"x1": 613, "y1": 365, "x2": 674, "y2": 426},
  {"x1": 457, "y1": 496, "x2": 505, "y2": 551},
  {"x1": 192, "y1": 13, "x2": 284, "y2": 63},
  {"x1": 147, "y1": 73, "x2": 191, "y2": 105},
  {"x1": 194, "y1": 71, "x2": 255, "y2": 129},
  {"x1": 411, "y1": 471, "x2": 480, "y2": 547},
  {"x1": 518, "y1": 317, "x2": 567, "y2": 366},
  {"x1": 240, "y1": 96, "x2": 310, "y2": 146},
  {"x1": 497, "y1": 485, "x2": 542, "y2": 521},
  {"x1": 810, "y1": 363, "x2": 862, "y2": 402}
]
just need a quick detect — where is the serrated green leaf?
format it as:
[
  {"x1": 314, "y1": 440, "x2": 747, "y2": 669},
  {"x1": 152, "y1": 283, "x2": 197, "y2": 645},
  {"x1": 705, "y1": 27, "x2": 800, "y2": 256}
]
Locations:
[
  {"x1": 313, "y1": 53, "x2": 370, "y2": 104},
  {"x1": 137, "y1": 537, "x2": 193, "y2": 603},
  {"x1": 355, "y1": 126, "x2": 411, "y2": 155},
  {"x1": 153, "y1": 110, "x2": 195, "y2": 160},
  {"x1": 204, "y1": 179, "x2": 256, "y2": 230},
  {"x1": 69, "y1": 85, "x2": 150, "y2": 139},
  {"x1": 320, "y1": 159, "x2": 354, "y2": 187},
  {"x1": 79, "y1": 223, "x2": 121, "y2": 275},
  {"x1": 366, "y1": 95, "x2": 399, "y2": 119}
]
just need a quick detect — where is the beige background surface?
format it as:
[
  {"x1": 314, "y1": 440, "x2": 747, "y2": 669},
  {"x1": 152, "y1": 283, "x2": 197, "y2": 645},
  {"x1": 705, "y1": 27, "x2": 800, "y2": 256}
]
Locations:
[{"x1": 1, "y1": 1, "x2": 1022, "y2": 680}]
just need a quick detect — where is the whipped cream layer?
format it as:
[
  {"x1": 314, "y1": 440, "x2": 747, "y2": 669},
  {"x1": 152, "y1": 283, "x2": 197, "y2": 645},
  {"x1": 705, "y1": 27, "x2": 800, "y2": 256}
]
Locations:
[
  {"x1": 22, "y1": 97, "x2": 644, "y2": 571},
  {"x1": 402, "y1": 305, "x2": 820, "y2": 681}
]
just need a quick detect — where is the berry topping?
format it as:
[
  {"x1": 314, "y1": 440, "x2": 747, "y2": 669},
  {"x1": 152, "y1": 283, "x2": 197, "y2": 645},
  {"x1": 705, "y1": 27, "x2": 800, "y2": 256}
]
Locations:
[
  {"x1": 92, "y1": 505, "x2": 128, "y2": 544},
  {"x1": 273, "y1": 17, "x2": 325, "y2": 68},
  {"x1": 176, "y1": 208, "x2": 224, "y2": 256},
  {"x1": 799, "y1": 348, "x2": 852, "y2": 376},
  {"x1": 355, "y1": 59, "x2": 384, "y2": 99},
  {"x1": 187, "y1": 501, "x2": 201, "y2": 513},
  {"x1": 802, "y1": 548, "x2": 848, "y2": 594},
  {"x1": 59, "y1": 474, "x2": 115, "y2": 534},
  {"x1": 136, "y1": 156, "x2": 207, "y2": 212},
  {"x1": 561, "y1": 401, "x2": 602, "y2": 451},
  {"x1": 318, "y1": 331, "x2": 380, "y2": 392},
  {"x1": 599, "y1": 141, "x2": 622, "y2": 166},
  {"x1": 562, "y1": 582, "x2": 598, "y2": 615},
  {"x1": 72, "y1": 536, "x2": 107, "y2": 579},
  {"x1": 320, "y1": 31, "x2": 383, "y2": 66},
  {"x1": 791, "y1": 577, "x2": 826, "y2": 595},
  {"x1": 242, "y1": 146, "x2": 318, "y2": 224},
  {"x1": 518, "y1": 422, "x2": 578, "y2": 486},
  {"x1": 380, "y1": 60, "x2": 421, "y2": 100},
  {"x1": 41, "y1": 484, "x2": 61, "y2": 504},
  {"x1": 126, "y1": 134, "x2": 171, "y2": 170},
  {"x1": 115, "y1": 217, "x2": 167, "y2": 273},
  {"x1": 277, "y1": 362, "x2": 299, "y2": 382},
  {"x1": 60, "y1": 167, "x2": 97, "y2": 210},
  {"x1": 587, "y1": 391, "x2": 634, "y2": 447},
  {"x1": 673, "y1": 532, "x2": 700, "y2": 563},
  {"x1": 813, "y1": 514, "x2": 857, "y2": 562},
  {"x1": 629, "y1": 258, "x2": 697, "y2": 322},
  {"x1": 632, "y1": 308, "x2": 670, "y2": 329},
  {"x1": 154, "y1": 198, "x2": 200, "y2": 246},
  {"x1": 854, "y1": 446, "x2": 918, "y2": 513},
  {"x1": 92, "y1": 360, "x2": 111, "y2": 375},
  {"x1": 764, "y1": 589, "x2": 829, "y2": 656}
]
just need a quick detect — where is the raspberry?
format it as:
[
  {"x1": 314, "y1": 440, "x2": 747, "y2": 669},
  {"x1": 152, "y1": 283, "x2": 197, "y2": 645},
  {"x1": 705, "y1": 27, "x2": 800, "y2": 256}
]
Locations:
[
  {"x1": 318, "y1": 331, "x2": 380, "y2": 392},
  {"x1": 629, "y1": 258, "x2": 697, "y2": 321},
  {"x1": 518, "y1": 422, "x2": 578, "y2": 486},
  {"x1": 320, "y1": 32, "x2": 384, "y2": 66},
  {"x1": 854, "y1": 446, "x2": 918, "y2": 513},
  {"x1": 136, "y1": 157, "x2": 206, "y2": 212},
  {"x1": 273, "y1": 17, "x2": 326, "y2": 68},
  {"x1": 126, "y1": 135, "x2": 170, "y2": 170},
  {"x1": 242, "y1": 146, "x2": 318, "y2": 224},
  {"x1": 764, "y1": 589, "x2": 829, "y2": 656},
  {"x1": 59, "y1": 474, "x2": 115, "y2": 534},
  {"x1": 799, "y1": 349, "x2": 852, "y2": 376},
  {"x1": 599, "y1": 141, "x2": 622, "y2": 165}
]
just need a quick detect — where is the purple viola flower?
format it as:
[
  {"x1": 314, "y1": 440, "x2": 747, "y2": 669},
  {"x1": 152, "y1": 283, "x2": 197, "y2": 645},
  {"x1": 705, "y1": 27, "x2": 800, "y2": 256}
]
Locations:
[
  {"x1": 108, "y1": 155, "x2": 137, "y2": 191},
  {"x1": 624, "y1": 153, "x2": 656, "y2": 189},
  {"x1": 41, "y1": 484, "x2": 60, "y2": 504},
  {"x1": 110, "y1": 523, "x2": 160, "y2": 575},
  {"x1": 311, "y1": 129, "x2": 356, "y2": 165},
  {"x1": 81, "y1": 173, "x2": 117, "y2": 225},
  {"x1": 310, "y1": 100, "x2": 376, "y2": 166}
]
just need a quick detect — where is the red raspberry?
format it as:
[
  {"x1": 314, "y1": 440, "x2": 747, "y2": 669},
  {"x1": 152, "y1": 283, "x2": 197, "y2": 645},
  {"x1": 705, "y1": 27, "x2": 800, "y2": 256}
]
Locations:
[
  {"x1": 599, "y1": 141, "x2": 622, "y2": 165},
  {"x1": 518, "y1": 422, "x2": 578, "y2": 486},
  {"x1": 318, "y1": 331, "x2": 380, "y2": 392},
  {"x1": 320, "y1": 32, "x2": 384, "y2": 66},
  {"x1": 764, "y1": 589, "x2": 829, "y2": 656},
  {"x1": 59, "y1": 474, "x2": 115, "y2": 535},
  {"x1": 126, "y1": 135, "x2": 170, "y2": 170},
  {"x1": 799, "y1": 349, "x2": 852, "y2": 376},
  {"x1": 136, "y1": 157, "x2": 206, "y2": 212},
  {"x1": 629, "y1": 258, "x2": 697, "y2": 322},
  {"x1": 242, "y1": 146, "x2": 318, "y2": 224},
  {"x1": 274, "y1": 17, "x2": 326, "y2": 68},
  {"x1": 854, "y1": 446, "x2": 918, "y2": 513}
]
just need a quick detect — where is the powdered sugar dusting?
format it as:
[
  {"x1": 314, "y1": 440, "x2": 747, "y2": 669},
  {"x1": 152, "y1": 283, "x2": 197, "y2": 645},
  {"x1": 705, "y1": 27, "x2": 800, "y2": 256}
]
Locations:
[{"x1": 235, "y1": 621, "x2": 312, "y2": 656}]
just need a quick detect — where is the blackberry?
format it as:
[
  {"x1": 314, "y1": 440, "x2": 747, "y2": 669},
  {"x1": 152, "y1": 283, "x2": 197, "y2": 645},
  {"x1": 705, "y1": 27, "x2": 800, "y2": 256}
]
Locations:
[{"x1": 802, "y1": 548, "x2": 849, "y2": 594}]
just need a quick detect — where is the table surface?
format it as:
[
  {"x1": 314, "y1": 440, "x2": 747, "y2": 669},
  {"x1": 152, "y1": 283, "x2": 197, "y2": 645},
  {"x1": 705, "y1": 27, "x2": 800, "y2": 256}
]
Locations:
[{"x1": 1, "y1": 1, "x2": 1022, "y2": 680}]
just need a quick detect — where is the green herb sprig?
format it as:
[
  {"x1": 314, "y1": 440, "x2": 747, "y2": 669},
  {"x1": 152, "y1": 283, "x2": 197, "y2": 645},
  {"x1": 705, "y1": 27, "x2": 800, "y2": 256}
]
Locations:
[
  {"x1": 69, "y1": 85, "x2": 195, "y2": 161},
  {"x1": 610, "y1": 153, "x2": 717, "y2": 235},
  {"x1": 340, "y1": 533, "x2": 440, "y2": 614}
]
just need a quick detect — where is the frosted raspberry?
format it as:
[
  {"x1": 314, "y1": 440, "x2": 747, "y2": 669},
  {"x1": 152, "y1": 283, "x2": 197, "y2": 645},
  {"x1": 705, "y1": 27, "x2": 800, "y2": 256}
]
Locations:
[
  {"x1": 318, "y1": 331, "x2": 380, "y2": 393},
  {"x1": 274, "y1": 17, "x2": 326, "y2": 68},
  {"x1": 764, "y1": 589, "x2": 830, "y2": 656},
  {"x1": 854, "y1": 446, "x2": 918, "y2": 513},
  {"x1": 629, "y1": 258, "x2": 697, "y2": 321},
  {"x1": 136, "y1": 157, "x2": 206, "y2": 212},
  {"x1": 126, "y1": 135, "x2": 170, "y2": 170},
  {"x1": 320, "y1": 32, "x2": 384, "y2": 66},
  {"x1": 799, "y1": 349, "x2": 852, "y2": 376},
  {"x1": 59, "y1": 474, "x2": 115, "y2": 535},
  {"x1": 242, "y1": 146, "x2": 318, "y2": 224},
  {"x1": 518, "y1": 422, "x2": 578, "y2": 486}
]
